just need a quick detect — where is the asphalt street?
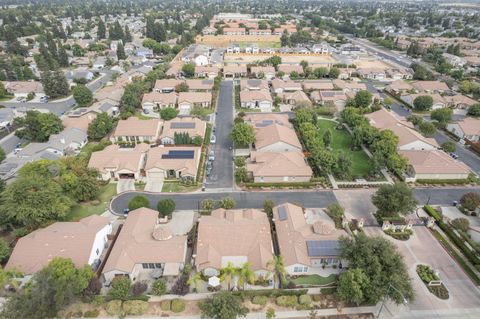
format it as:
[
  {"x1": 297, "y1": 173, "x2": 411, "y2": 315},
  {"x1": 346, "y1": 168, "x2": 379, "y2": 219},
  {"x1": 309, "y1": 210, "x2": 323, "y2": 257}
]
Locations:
[
  {"x1": 110, "y1": 187, "x2": 480, "y2": 215},
  {"x1": 0, "y1": 134, "x2": 22, "y2": 154},
  {"x1": 206, "y1": 80, "x2": 234, "y2": 189},
  {"x1": 433, "y1": 130, "x2": 480, "y2": 175}
]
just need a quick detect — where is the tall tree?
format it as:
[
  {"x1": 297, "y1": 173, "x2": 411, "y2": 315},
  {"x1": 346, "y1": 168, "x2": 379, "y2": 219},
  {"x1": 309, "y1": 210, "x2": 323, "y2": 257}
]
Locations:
[
  {"x1": 372, "y1": 182, "x2": 418, "y2": 217},
  {"x1": 87, "y1": 112, "x2": 114, "y2": 139},
  {"x1": 116, "y1": 42, "x2": 126, "y2": 60},
  {"x1": 97, "y1": 18, "x2": 106, "y2": 39},
  {"x1": 14, "y1": 110, "x2": 63, "y2": 142},
  {"x1": 230, "y1": 122, "x2": 256, "y2": 147},
  {"x1": 73, "y1": 84, "x2": 93, "y2": 107}
]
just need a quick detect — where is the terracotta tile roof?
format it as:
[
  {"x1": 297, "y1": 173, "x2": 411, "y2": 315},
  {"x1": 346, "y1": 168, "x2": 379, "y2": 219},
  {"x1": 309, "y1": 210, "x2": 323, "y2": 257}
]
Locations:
[
  {"x1": 142, "y1": 92, "x2": 178, "y2": 104},
  {"x1": 250, "y1": 66, "x2": 275, "y2": 75},
  {"x1": 278, "y1": 64, "x2": 304, "y2": 75},
  {"x1": 412, "y1": 81, "x2": 449, "y2": 92},
  {"x1": 386, "y1": 80, "x2": 414, "y2": 92},
  {"x1": 63, "y1": 113, "x2": 96, "y2": 133},
  {"x1": 443, "y1": 94, "x2": 477, "y2": 107},
  {"x1": 6, "y1": 215, "x2": 110, "y2": 274},
  {"x1": 178, "y1": 92, "x2": 212, "y2": 104},
  {"x1": 240, "y1": 79, "x2": 269, "y2": 91},
  {"x1": 102, "y1": 208, "x2": 187, "y2": 274},
  {"x1": 113, "y1": 117, "x2": 161, "y2": 138},
  {"x1": 223, "y1": 64, "x2": 247, "y2": 74},
  {"x1": 255, "y1": 123, "x2": 302, "y2": 151},
  {"x1": 271, "y1": 78, "x2": 302, "y2": 91},
  {"x1": 196, "y1": 209, "x2": 273, "y2": 271},
  {"x1": 88, "y1": 144, "x2": 148, "y2": 174},
  {"x1": 160, "y1": 117, "x2": 206, "y2": 140},
  {"x1": 244, "y1": 113, "x2": 292, "y2": 128},
  {"x1": 3, "y1": 81, "x2": 44, "y2": 94},
  {"x1": 332, "y1": 79, "x2": 367, "y2": 91},
  {"x1": 154, "y1": 79, "x2": 184, "y2": 90},
  {"x1": 302, "y1": 80, "x2": 334, "y2": 91},
  {"x1": 247, "y1": 151, "x2": 312, "y2": 178},
  {"x1": 185, "y1": 79, "x2": 214, "y2": 91},
  {"x1": 311, "y1": 90, "x2": 347, "y2": 102},
  {"x1": 278, "y1": 90, "x2": 311, "y2": 105},
  {"x1": 456, "y1": 117, "x2": 480, "y2": 136},
  {"x1": 400, "y1": 150, "x2": 471, "y2": 175},
  {"x1": 240, "y1": 89, "x2": 273, "y2": 103},
  {"x1": 145, "y1": 146, "x2": 201, "y2": 177}
]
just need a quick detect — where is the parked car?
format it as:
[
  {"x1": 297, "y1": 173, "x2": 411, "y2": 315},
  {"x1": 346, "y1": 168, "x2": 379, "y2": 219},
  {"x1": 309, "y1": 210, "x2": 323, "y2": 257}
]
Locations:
[
  {"x1": 210, "y1": 134, "x2": 216, "y2": 144},
  {"x1": 450, "y1": 153, "x2": 459, "y2": 159},
  {"x1": 208, "y1": 150, "x2": 215, "y2": 161},
  {"x1": 40, "y1": 96, "x2": 49, "y2": 103},
  {"x1": 206, "y1": 167, "x2": 212, "y2": 177}
]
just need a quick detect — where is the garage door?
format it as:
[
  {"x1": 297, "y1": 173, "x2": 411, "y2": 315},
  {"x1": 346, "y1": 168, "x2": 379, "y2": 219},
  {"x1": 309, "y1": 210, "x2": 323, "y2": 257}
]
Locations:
[
  {"x1": 148, "y1": 172, "x2": 164, "y2": 180},
  {"x1": 119, "y1": 173, "x2": 135, "y2": 179}
]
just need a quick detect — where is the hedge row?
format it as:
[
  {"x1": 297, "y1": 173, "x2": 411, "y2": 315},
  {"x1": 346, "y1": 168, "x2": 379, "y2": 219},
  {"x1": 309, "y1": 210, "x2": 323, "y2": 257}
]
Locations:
[
  {"x1": 424, "y1": 205, "x2": 480, "y2": 266},
  {"x1": 416, "y1": 179, "x2": 471, "y2": 185},
  {"x1": 431, "y1": 229, "x2": 480, "y2": 285},
  {"x1": 231, "y1": 288, "x2": 308, "y2": 299},
  {"x1": 244, "y1": 182, "x2": 319, "y2": 188}
]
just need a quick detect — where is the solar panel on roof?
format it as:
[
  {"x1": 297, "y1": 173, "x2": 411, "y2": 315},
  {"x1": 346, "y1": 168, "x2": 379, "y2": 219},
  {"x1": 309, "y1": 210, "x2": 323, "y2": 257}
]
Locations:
[
  {"x1": 161, "y1": 150, "x2": 195, "y2": 159},
  {"x1": 171, "y1": 122, "x2": 196, "y2": 129},
  {"x1": 255, "y1": 119, "x2": 274, "y2": 128},
  {"x1": 278, "y1": 206, "x2": 287, "y2": 221},
  {"x1": 306, "y1": 240, "x2": 340, "y2": 257}
]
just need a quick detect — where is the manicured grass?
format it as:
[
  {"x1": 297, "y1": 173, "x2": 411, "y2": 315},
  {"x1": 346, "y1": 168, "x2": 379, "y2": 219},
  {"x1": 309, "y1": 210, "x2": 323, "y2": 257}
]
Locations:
[
  {"x1": 237, "y1": 41, "x2": 281, "y2": 49},
  {"x1": 316, "y1": 119, "x2": 373, "y2": 178},
  {"x1": 162, "y1": 182, "x2": 198, "y2": 193},
  {"x1": 66, "y1": 183, "x2": 117, "y2": 221},
  {"x1": 135, "y1": 111, "x2": 154, "y2": 120},
  {"x1": 292, "y1": 274, "x2": 337, "y2": 286},
  {"x1": 135, "y1": 182, "x2": 146, "y2": 191},
  {"x1": 0, "y1": 95, "x2": 14, "y2": 101}
]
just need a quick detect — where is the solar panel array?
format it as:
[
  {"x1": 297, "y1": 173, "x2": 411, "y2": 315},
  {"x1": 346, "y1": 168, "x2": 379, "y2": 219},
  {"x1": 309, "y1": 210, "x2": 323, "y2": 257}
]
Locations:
[
  {"x1": 306, "y1": 240, "x2": 340, "y2": 257},
  {"x1": 171, "y1": 122, "x2": 196, "y2": 129},
  {"x1": 161, "y1": 150, "x2": 195, "y2": 159},
  {"x1": 255, "y1": 120, "x2": 274, "y2": 128},
  {"x1": 278, "y1": 206, "x2": 287, "y2": 221}
]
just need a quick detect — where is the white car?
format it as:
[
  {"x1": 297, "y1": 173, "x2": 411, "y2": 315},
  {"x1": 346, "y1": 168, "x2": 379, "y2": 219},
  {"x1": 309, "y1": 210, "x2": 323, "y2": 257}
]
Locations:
[
  {"x1": 208, "y1": 150, "x2": 215, "y2": 161},
  {"x1": 210, "y1": 134, "x2": 216, "y2": 144}
]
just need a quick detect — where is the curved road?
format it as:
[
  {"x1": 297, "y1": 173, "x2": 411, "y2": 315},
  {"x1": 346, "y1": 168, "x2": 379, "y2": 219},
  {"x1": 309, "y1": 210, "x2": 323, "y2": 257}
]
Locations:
[{"x1": 110, "y1": 187, "x2": 480, "y2": 215}]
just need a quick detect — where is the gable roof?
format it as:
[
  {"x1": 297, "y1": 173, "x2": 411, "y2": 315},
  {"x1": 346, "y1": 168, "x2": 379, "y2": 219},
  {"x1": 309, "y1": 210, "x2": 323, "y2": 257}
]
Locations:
[
  {"x1": 247, "y1": 151, "x2": 312, "y2": 177},
  {"x1": 255, "y1": 123, "x2": 302, "y2": 150},
  {"x1": 160, "y1": 117, "x2": 206, "y2": 140},
  {"x1": 113, "y1": 117, "x2": 161, "y2": 137},
  {"x1": 88, "y1": 144, "x2": 148, "y2": 174},
  {"x1": 400, "y1": 149, "x2": 470, "y2": 175},
  {"x1": 145, "y1": 146, "x2": 201, "y2": 176}
]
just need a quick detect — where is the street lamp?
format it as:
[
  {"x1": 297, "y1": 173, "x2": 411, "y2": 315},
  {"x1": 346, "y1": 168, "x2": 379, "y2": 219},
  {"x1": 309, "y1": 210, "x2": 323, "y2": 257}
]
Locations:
[{"x1": 376, "y1": 283, "x2": 408, "y2": 318}]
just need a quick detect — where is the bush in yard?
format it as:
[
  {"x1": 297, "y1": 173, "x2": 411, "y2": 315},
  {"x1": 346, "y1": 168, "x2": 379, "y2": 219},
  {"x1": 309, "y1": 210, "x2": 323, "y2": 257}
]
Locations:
[
  {"x1": 122, "y1": 300, "x2": 149, "y2": 315},
  {"x1": 219, "y1": 197, "x2": 236, "y2": 209},
  {"x1": 105, "y1": 300, "x2": 123, "y2": 316},
  {"x1": 151, "y1": 279, "x2": 167, "y2": 296},
  {"x1": 441, "y1": 141, "x2": 456, "y2": 153},
  {"x1": 83, "y1": 309, "x2": 100, "y2": 318},
  {"x1": 160, "y1": 300, "x2": 171, "y2": 311},
  {"x1": 299, "y1": 294, "x2": 312, "y2": 305},
  {"x1": 460, "y1": 192, "x2": 480, "y2": 211},
  {"x1": 0, "y1": 238, "x2": 11, "y2": 263},
  {"x1": 108, "y1": 277, "x2": 131, "y2": 300},
  {"x1": 157, "y1": 198, "x2": 176, "y2": 217},
  {"x1": 132, "y1": 281, "x2": 148, "y2": 296},
  {"x1": 128, "y1": 195, "x2": 150, "y2": 211},
  {"x1": 263, "y1": 199, "x2": 274, "y2": 218},
  {"x1": 171, "y1": 274, "x2": 189, "y2": 295},
  {"x1": 413, "y1": 95, "x2": 433, "y2": 111},
  {"x1": 419, "y1": 121, "x2": 436, "y2": 137},
  {"x1": 451, "y1": 217, "x2": 470, "y2": 232},
  {"x1": 171, "y1": 299, "x2": 186, "y2": 313},
  {"x1": 276, "y1": 295, "x2": 298, "y2": 308},
  {"x1": 160, "y1": 107, "x2": 178, "y2": 120},
  {"x1": 252, "y1": 295, "x2": 268, "y2": 306}
]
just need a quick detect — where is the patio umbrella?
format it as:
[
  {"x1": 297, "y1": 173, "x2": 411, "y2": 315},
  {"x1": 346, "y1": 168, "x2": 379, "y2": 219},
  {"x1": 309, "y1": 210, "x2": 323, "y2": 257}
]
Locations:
[{"x1": 208, "y1": 276, "x2": 220, "y2": 287}]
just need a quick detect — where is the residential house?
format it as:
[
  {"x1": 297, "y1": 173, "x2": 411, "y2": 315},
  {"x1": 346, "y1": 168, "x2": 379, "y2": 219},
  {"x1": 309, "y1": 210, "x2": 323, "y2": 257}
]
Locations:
[
  {"x1": 195, "y1": 208, "x2": 274, "y2": 281},
  {"x1": 62, "y1": 113, "x2": 96, "y2": 133},
  {"x1": 177, "y1": 92, "x2": 212, "y2": 114},
  {"x1": 332, "y1": 79, "x2": 367, "y2": 92},
  {"x1": 111, "y1": 117, "x2": 162, "y2": 143},
  {"x1": 195, "y1": 66, "x2": 219, "y2": 79},
  {"x1": 357, "y1": 67, "x2": 386, "y2": 80},
  {"x1": 93, "y1": 57, "x2": 106, "y2": 69},
  {"x1": 442, "y1": 53, "x2": 467, "y2": 68},
  {"x1": 278, "y1": 90, "x2": 312, "y2": 107},
  {"x1": 271, "y1": 79, "x2": 302, "y2": 94},
  {"x1": 142, "y1": 92, "x2": 178, "y2": 113},
  {"x1": 255, "y1": 123, "x2": 302, "y2": 152},
  {"x1": 400, "y1": 150, "x2": 471, "y2": 182},
  {"x1": 443, "y1": 94, "x2": 478, "y2": 109},
  {"x1": 88, "y1": 144, "x2": 149, "y2": 181},
  {"x1": 223, "y1": 64, "x2": 247, "y2": 79},
  {"x1": 154, "y1": 79, "x2": 184, "y2": 93},
  {"x1": 245, "y1": 44, "x2": 260, "y2": 54},
  {"x1": 145, "y1": 146, "x2": 201, "y2": 182},
  {"x1": 400, "y1": 93, "x2": 446, "y2": 110},
  {"x1": 385, "y1": 80, "x2": 414, "y2": 95},
  {"x1": 411, "y1": 81, "x2": 450, "y2": 94},
  {"x1": 2, "y1": 81, "x2": 45, "y2": 98},
  {"x1": 159, "y1": 117, "x2": 207, "y2": 145},
  {"x1": 244, "y1": 113, "x2": 292, "y2": 129},
  {"x1": 65, "y1": 69, "x2": 94, "y2": 84},
  {"x1": 278, "y1": 64, "x2": 304, "y2": 76},
  {"x1": 247, "y1": 151, "x2": 312, "y2": 183},
  {"x1": 250, "y1": 66, "x2": 275, "y2": 80},
  {"x1": 223, "y1": 28, "x2": 246, "y2": 35},
  {"x1": 385, "y1": 68, "x2": 413, "y2": 80},
  {"x1": 185, "y1": 79, "x2": 214, "y2": 92},
  {"x1": 447, "y1": 117, "x2": 480, "y2": 142},
  {"x1": 302, "y1": 80, "x2": 334, "y2": 92},
  {"x1": 240, "y1": 79, "x2": 269, "y2": 91},
  {"x1": 249, "y1": 29, "x2": 271, "y2": 36},
  {"x1": 240, "y1": 90, "x2": 273, "y2": 111},
  {"x1": 102, "y1": 207, "x2": 187, "y2": 284},
  {"x1": 311, "y1": 90, "x2": 347, "y2": 109},
  {"x1": 274, "y1": 203, "x2": 347, "y2": 275},
  {"x1": 6, "y1": 215, "x2": 112, "y2": 277},
  {"x1": 310, "y1": 43, "x2": 330, "y2": 54}
]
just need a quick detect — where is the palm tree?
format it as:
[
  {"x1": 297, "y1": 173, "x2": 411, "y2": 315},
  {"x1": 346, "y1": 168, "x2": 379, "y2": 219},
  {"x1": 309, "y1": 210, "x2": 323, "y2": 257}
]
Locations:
[
  {"x1": 237, "y1": 262, "x2": 255, "y2": 290},
  {"x1": 219, "y1": 262, "x2": 237, "y2": 291},
  {"x1": 267, "y1": 255, "x2": 287, "y2": 288},
  {"x1": 187, "y1": 272, "x2": 203, "y2": 292}
]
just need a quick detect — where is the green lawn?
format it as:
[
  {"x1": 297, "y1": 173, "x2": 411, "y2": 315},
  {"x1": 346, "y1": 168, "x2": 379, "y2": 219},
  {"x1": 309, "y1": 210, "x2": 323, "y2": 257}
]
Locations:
[
  {"x1": 292, "y1": 274, "x2": 337, "y2": 286},
  {"x1": 66, "y1": 183, "x2": 117, "y2": 221},
  {"x1": 317, "y1": 119, "x2": 373, "y2": 179},
  {"x1": 237, "y1": 41, "x2": 281, "y2": 49},
  {"x1": 162, "y1": 181, "x2": 199, "y2": 193}
]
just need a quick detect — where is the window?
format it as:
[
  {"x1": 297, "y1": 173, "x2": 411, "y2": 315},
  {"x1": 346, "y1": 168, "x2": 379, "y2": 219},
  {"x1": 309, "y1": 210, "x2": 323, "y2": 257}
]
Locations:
[
  {"x1": 148, "y1": 263, "x2": 155, "y2": 269},
  {"x1": 293, "y1": 266, "x2": 303, "y2": 273},
  {"x1": 142, "y1": 263, "x2": 148, "y2": 269},
  {"x1": 155, "y1": 263, "x2": 162, "y2": 269}
]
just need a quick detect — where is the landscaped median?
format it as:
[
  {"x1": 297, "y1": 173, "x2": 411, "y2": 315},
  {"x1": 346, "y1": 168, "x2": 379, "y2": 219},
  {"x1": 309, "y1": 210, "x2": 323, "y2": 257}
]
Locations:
[{"x1": 424, "y1": 205, "x2": 480, "y2": 285}]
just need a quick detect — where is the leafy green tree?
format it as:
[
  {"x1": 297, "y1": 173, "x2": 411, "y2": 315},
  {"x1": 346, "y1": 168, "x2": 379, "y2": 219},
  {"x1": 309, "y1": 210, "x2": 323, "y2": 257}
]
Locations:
[
  {"x1": 339, "y1": 234, "x2": 414, "y2": 305},
  {"x1": 334, "y1": 152, "x2": 352, "y2": 180},
  {"x1": 201, "y1": 198, "x2": 215, "y2": 211},
  {"x1": 419, "y1": 121, "x2": 436, "y2": 137},
  {"x1": 117, "y1": 42, "x2": 126, "y2": 60},
  {"x1": 128, "y1": 195, "x2": 150, "y2": 211},
  {"x1": 73, "y1": 84, "x2": 93, "y2": 107},
  {"x1": 451, "y1": 218, "x2": 470, "y2": 232},
  {"x1": 0, "y1": 82, "x2": 7, "y2": 99},
  {"x1": 160, "y1": 107, "x2": 178, "y2": 120},
  {"x1": 230, "y1": 122, "x2": 256, "y2": 147},
  {"x1": 157, "y1": 198, "x2": 176, "y2": 217},
  {"x1": 97, "y1": 18, "x2": 106, "y2": 39},
  {"x1": 237, "y1": 262, "x2": 255, "y2": 289},
  {"x1": 88, "y1": 112, "x2": 114, "y2": 139},
  {"x1": 431, "y1": 108, "x2": 452, "y2": 123},
  {"x1": 182, "y1": 63, "x2": 195, "y2": 78},
  {"x1": 235, "y1": 167, "x2": 248, "y2": 183},
  {"x1": 467, "y1": 104, "x2": 480, "y2": 117},
  {"x1": 263, "y1": 199, "x2": 274, "y2": 218},
  {"x1": 354, "y1": 90, "x2": 372, "y2": 108},
  {"x1": 15, "y1": 110, "x2": 63, "y2": 142},
  {"x1": 413, "y1": 95, "x2": 433, "y2": 111},
  {"x1": 337, "y1": 268, "x2": 370, "y2": 306},
  {"x1": 313, "y1": 67, "x2": 328, "y2": 78},
  {"x1": 0, "y1": 147, "x2": 5, "y2": 163},
  {"x1": 460, "y1": 192, "x2": 480, "y2": 211},
  {"x1": 41, "y1": 70, "x2": 69, "y2": 98},
  {"x1": 0, "y1": 258, "x2": 93, "y2": 319},
  {"x1": 266, "y1": 255, "x2": 287, "y2": 288},
  {"x1": 0, "y1": 238, "x2": 11, "y2": 263},
  {"x1": 219, "y1": 197, "x2": 236, "y2": 209},
  {"x1": 372, "y1": 182, "x2": 418, "y2": 217},
  {"x1": 108, "y1": 276, "x2": 132, "y2": 300},
  {"x1": 441, "y1": 141, "x2": 456, "y2": 153},
  {"x1": 329, "y1": 67, "x2": 340, "y2": 79},
  {"x1": 199, "y1": 292, "x2": 248, "y2": 319},
  {"x1": 266, "y1": 308, "x2": 276, "y2": 319},
  {"x1": 322, "y1": 129, "x2": 332, "y2": 147}
]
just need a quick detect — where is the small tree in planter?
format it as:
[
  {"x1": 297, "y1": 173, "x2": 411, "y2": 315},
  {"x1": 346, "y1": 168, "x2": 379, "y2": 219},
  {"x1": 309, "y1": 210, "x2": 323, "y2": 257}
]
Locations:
[
  {"x1": 460, "y1": 192, "x2": 480, "y2": 212},
  {"x1": 157, "y1": 198, "x2": 176, "y2": 217}
]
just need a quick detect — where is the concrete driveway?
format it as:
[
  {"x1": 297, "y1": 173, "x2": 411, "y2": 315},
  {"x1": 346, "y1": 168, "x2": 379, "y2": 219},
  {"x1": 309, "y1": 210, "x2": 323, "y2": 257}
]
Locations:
[
  {"x1": 363, "y1": 227, "x2": 480, "y2": 312},
  {"x1": 334, "y1": 189, "x2": 378, "y2": 225},
  {"x1": 169, "y1": 211, "x2": 196, "y2": 235},
  {"x1": 116, "y1": 179, "x2": 135, "y2": 194},
  {"x1": 144, "y1": 178, "x2": 164, "y2": 192}
]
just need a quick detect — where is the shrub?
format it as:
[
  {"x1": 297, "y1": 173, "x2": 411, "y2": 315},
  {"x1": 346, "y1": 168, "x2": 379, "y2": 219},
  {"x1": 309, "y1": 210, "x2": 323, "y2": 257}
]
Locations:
[
  {"x1": 105, "y1": 300, "x2": 123, "y2": 316},
  {"x1": 441, "y1": 141, "x2": 456, "y2": 153},
  {"x1": 0, "y1": 239, "x2": 11, "y2": 263},
  {"x1": 157, "y1": 198, "x2": 176, "y2": 217},
  {"x1": 252, "y1": 295, "x2": 268, "y2": 306},
  {"x1": 132, "y1": 281, "x2": 148, "y2": 296},
  {"x1": 128, "y1": 195, "x2": 150, "y2": 211},
  {"x1": 160, "y1": 300, "x2": 171, "y2": 311},
  {"x1": 460, "y1": 192, "x2": 480, "y2": 211},
  {"x1": 219, "y1": 197, "x2": 236, "y2": 209},
  {"x1": 276, "y1": 295, "x2": 298, "y2": 308},
  {"x1": 419, "y1": 121, "x2": 436, "y2": 137},
  {"x1": 83, "y1": 309, "x2": 100, "y2": 318},
  {"x1": 171, "y1": 299, "x2": 186, "y2": 313},
  {"x1": 171, "y1": 274, "x2": 189, "y2": 295},
  {"x1": 122, "y1": 300, "x2": 149, "y2": 315},
  {"x1": 451, "y1": 217, "x2": 470, "y2": 232},
  {"x1": 299, "y1": 294, "x2": 312, "y2": 305},
  {"x1": 151, "y1": 279, "x2": 167, "y2": 296}
]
